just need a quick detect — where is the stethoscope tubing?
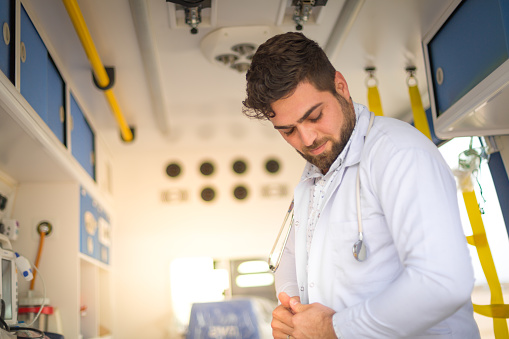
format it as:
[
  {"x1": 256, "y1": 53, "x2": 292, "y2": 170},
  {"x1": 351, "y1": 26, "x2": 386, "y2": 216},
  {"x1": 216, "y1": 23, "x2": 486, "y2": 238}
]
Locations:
[
  {"x1": 268, "y1": 200, "x2": 294, "y2": 272},
  {"x1": 355, "y1": 112, "x2": 375, "y2": 240},
  {"x1": 268, "y1": 112, "x2": 375, "y2": 272}
]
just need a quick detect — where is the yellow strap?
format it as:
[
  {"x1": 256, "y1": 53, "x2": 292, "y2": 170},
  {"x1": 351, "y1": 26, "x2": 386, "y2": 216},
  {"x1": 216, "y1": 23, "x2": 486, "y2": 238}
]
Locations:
[
  {"x1": 463, "y1": 189, "x2": 509, "y2": 337},
  {"x1": 473, "y1": 304, "x2": 509, "y2": 319},
  {"x1": 463, "y1": 190, "x2": 504, "y2": 302},
  {"x1": 367, "y1": 86, "x2": 384, "y2": 116},
  {"x1": 408, "y1": 84, "x2": 432, "y2": 139},
  {"x1": 406, "y1": 71, "x2": 508, "y2": 336}
]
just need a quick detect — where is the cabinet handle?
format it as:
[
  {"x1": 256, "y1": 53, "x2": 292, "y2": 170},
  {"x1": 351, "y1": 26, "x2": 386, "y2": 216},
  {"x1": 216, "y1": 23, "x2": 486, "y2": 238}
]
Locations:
[
  {"x1": 90, "y1": 152, "x2": 95, "y2": 166},
  {"x1": 20, "y1": 42, "x2": 26, "y2": 63},
  {"x1": 59, "y1": 106, "x2": 65, "y2": 123},
  {"x1": 2, "y1": 22, "x2": 9, "y2": 45},
  {"x1": 436, "y1": 67, "x2": 444, "y2": 85}
]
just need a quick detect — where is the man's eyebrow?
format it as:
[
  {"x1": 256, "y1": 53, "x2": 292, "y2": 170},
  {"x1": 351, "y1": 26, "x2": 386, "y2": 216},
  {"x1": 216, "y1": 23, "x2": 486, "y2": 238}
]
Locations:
[{"x1": 273, "y1": 103, "x2": 322, "y2": 130}]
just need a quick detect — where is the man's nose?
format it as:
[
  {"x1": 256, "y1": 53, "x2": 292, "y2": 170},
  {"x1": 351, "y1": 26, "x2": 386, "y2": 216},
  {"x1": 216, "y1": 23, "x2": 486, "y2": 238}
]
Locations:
[{"x1": 298, "y1": 125, "x2": 317, "y2": 147}]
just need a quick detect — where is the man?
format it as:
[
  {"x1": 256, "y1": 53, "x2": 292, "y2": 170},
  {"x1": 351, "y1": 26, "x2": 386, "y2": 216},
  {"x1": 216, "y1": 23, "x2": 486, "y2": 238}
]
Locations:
[{"x1": 242, "y1": 32, "x2": 480, "y2": 338}]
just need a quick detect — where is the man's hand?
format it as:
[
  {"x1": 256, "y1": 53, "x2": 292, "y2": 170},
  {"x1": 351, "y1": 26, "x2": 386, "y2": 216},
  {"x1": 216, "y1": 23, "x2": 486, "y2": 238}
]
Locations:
[
  {"x1": 271, "y1": 293, "x2": 337, "y2": 339},
  {"x1": 271, "y1": 292, "x2": 300, "y2": 338},
  {"x1": 288, "y1": 298, "x2": 337, "y2": 339}
]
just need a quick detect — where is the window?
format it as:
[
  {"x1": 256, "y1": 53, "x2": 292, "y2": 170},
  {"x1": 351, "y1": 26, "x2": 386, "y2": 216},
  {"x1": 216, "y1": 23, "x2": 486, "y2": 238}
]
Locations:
[
  {"x1": 439, "y1": 137, "x2": 509, "y2": 337},
  {"x1": 170, "y1": 257, "x2": 229, "y2": 333}
]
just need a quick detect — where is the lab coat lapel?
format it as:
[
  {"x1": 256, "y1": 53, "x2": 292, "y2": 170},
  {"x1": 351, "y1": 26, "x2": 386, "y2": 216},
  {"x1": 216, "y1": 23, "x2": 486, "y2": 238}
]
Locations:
[
  {"x1": 307, "y1": 106, "x2": 373, "y2": 277},
  {"x1": 317, "y1": 105, "x2": 372, "y2": 218},
  {"x1": 292, "y1": 104, "x2": 372, "y2": 304},
  {"x1": 293, "y1": 179, "x2": 311, "y2": 304}
]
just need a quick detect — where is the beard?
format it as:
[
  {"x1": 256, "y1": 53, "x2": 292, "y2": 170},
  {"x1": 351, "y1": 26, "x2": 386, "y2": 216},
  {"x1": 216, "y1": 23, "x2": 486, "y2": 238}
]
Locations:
[{"x1": 297, "y1": 94, "x2": 356, "y2": 173}]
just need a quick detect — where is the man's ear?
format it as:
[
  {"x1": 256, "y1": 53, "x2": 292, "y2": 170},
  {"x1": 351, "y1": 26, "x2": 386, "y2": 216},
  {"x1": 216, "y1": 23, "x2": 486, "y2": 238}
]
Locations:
[{"x1": 334, "y1": 71, "x2": 350, "y2": 99}]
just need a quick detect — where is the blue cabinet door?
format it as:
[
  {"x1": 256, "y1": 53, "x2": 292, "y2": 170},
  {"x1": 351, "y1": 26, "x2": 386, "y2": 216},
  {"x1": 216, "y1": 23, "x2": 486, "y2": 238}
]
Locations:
[
  {"x1": 71, "y1": 93, "x2": 95, "y2": 180},
  {"x1": 0, "y1": 0, "x2": 14, "y2": 82},
  {"x1": 47, "y1": 56, "x2": 66, "y2": 145},
  {"x1": 20, "y1": 4, "x2": 48, "y2": 120},
  {"x1": 427, "y1": 0, "x2": 509, "y2": 116}
]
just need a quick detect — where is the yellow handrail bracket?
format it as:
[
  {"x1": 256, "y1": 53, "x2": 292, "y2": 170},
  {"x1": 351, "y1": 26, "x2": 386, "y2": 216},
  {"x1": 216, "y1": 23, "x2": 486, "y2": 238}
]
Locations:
[{"x1": 62, "y1": 0, "x2": 134, "y2": 142}]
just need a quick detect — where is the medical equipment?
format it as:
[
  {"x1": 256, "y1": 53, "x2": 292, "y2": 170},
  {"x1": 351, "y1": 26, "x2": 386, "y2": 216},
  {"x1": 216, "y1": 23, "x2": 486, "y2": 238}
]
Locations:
[
  {"x1": 268, "y1": 113, "x2": 375, "y2": 272},
  {"x1": 0, "y1": 235, "x2": 17, "y2": 327}
]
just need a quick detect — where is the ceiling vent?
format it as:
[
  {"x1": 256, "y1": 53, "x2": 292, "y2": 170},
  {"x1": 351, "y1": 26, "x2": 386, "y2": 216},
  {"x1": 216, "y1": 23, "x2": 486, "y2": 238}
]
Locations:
[{"x1": 200, "y1": 26, "x2": 281, "y2": 73}]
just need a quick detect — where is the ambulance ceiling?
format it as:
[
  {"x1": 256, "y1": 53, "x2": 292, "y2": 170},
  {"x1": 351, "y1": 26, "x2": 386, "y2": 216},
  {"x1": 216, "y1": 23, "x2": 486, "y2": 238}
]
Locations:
[{"x1": 21, "y1": 0, "x2": 450, "y2": 153}]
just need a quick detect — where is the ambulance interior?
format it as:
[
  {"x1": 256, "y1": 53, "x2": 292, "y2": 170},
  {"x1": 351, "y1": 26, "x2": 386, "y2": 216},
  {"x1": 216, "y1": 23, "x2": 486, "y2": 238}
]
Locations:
[{"x1": 0, "y1": 0, "x2": 509, "y2": 338}]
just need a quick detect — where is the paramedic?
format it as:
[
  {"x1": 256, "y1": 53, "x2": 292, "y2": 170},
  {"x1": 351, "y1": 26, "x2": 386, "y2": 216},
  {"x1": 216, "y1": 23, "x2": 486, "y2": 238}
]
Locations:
[{"x1": 242, "y1": 32, "x2": 480, "y2": 339}]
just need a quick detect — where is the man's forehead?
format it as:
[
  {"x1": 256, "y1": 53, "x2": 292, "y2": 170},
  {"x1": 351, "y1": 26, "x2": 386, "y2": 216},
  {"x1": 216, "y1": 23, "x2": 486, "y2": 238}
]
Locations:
[{"x1": 271, "y1": 103, "x2": 322, "y2": 130}]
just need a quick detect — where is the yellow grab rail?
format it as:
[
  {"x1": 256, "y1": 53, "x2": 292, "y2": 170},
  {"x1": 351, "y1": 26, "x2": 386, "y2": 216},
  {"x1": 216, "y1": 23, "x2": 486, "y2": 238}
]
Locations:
[{"x1": 62, "y1": 0, "x2": 133, "y2": 142}]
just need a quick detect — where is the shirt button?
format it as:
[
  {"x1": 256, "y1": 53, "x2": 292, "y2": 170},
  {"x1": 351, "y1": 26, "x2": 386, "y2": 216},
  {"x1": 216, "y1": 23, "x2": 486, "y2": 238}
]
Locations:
[
  {"x1": 300, "y1": 286, "x2": 304, "y2": 291},
  {"x1": 309, "y1": 282, "x2": 314, "y2": 288},
  {"x1": 295, "y1": 221, "x2": 299, "y2": 227}
]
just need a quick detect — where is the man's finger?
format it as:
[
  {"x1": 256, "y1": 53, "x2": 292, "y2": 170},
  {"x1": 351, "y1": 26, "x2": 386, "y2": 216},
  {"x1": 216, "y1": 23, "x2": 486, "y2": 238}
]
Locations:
[
  {"x1": 272, "y1": 304, "x2": 294, "y2": 325},
  {"x1": 271, "y1": 318, "x2": 294, "y2": 338},
  {"x1": 289, "y1": 298, "x2": 306, "y2": 314},
  {"x1": 278, "y1": 292, "x2": 291, "y2": 308}
]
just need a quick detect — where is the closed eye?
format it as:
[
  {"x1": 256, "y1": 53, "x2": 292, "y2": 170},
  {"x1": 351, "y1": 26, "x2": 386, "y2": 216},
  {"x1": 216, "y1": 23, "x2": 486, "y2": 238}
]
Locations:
[
  {"x1": 283, "y1": 128, "x2": 295, "y2": 136},
  {"x1": 309, "y1": 112, "x2": 322, "y2": 123}
]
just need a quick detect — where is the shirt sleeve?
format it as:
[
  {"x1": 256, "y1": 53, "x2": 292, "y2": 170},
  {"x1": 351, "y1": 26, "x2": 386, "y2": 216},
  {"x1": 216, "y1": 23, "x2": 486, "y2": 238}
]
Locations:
[
  {"x1": 274, "y1": 221, "x2": 300, "y2": 299},
  {"x1": 333, "y1": 139, "x2": 475, "y2": 337}
]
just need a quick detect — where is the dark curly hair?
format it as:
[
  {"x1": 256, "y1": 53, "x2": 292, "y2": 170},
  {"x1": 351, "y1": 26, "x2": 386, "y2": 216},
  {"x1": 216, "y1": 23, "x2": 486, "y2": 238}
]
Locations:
[{"x1": 242, "y1": 32, "x2": 337, "y2": 120}]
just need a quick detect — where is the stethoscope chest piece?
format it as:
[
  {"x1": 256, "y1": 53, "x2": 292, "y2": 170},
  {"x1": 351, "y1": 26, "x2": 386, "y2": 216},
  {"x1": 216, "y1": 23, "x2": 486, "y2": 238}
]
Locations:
[{"x1": 353, "y1": 232, "x2": 367, "y2": 262}]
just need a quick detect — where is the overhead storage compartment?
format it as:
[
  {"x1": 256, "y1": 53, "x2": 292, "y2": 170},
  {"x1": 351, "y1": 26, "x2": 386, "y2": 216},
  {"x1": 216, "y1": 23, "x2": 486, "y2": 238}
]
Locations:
[
  {"x1": 423, "y1": 0, "x2": 509, "y2": 138},
  {"x1": 0, "y1": 0, "x2": 15, "y2": 83}
]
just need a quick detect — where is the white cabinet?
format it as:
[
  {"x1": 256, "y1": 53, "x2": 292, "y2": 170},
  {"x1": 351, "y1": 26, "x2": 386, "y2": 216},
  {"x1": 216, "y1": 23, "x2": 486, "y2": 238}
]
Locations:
[
  {"x1": 10, "y1": 181, "x2": 113, "y2": 339},
  {"x1": 0, "y1": 3, "x2": 114, "y2": 336},
  {"x1": 0, "y1": 93, "x2": 115, "y2": 339},
  {"x1": 80, "y1": 258, "x2": 113, "y2": 339}
]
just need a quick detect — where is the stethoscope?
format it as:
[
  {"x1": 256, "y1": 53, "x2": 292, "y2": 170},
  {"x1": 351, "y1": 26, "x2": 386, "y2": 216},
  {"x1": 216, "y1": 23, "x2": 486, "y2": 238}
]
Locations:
[{"x1": 268, "y1": 112, "x2": 375, "y2": 273}]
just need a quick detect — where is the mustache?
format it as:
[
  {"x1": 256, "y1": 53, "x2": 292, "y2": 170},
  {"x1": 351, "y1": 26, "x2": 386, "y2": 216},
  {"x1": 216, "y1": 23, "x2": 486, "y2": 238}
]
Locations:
[{"x1": 302, "y1": 138, "x2": 329, "y2": 153}]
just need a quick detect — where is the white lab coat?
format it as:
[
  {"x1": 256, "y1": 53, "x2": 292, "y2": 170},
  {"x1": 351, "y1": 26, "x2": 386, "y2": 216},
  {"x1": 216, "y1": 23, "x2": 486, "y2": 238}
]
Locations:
[{"x1": 275, "y1": 103, "x2": 480, "y2": 338}]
